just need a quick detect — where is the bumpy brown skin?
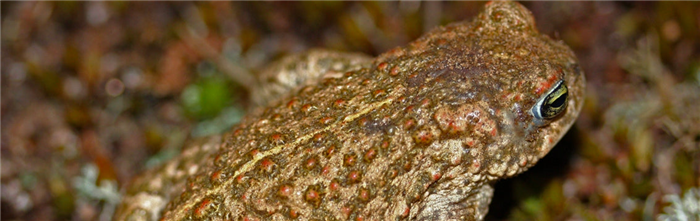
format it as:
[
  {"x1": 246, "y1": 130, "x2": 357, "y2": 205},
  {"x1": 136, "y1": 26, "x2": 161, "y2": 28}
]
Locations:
[
  {"x1": 115, "y1": 1, "x2": 585, "y2": 221},
  {"x1": 252, "y1": 49, "x2": 372, "y2": 107}
]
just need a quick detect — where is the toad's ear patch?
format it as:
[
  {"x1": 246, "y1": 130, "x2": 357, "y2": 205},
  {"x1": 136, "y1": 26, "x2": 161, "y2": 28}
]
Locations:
[{"x1": 476, "y1": 1, "x2": 538, "y2": 35}]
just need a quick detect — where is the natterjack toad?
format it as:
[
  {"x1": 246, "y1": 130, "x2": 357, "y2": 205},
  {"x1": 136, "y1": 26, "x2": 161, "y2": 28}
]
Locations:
[{"x1": 115, "y1": 1, "x2": 585, "y2": 220}]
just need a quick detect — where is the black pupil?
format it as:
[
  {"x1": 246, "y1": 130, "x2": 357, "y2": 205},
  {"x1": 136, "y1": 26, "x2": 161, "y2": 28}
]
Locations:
[{"x1": 550, "y1": 93, "x2": 567, "y2": 108}]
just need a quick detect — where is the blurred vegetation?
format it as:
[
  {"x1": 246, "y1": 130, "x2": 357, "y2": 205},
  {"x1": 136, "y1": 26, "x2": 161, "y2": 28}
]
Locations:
[{"x1": 1, "y1": 2, "x2": 698, "y2": 221}]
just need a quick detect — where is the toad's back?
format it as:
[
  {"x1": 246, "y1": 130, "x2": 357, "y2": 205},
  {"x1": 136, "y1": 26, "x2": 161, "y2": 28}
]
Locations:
[{"x1": 115, "y1": 1, "x2": 585, "y2": 220}]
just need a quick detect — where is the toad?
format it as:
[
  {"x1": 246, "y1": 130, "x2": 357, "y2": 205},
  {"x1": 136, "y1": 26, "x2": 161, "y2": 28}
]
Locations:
[{"x1": 115, "y1": 1, "x2": 585, "y2": 220}]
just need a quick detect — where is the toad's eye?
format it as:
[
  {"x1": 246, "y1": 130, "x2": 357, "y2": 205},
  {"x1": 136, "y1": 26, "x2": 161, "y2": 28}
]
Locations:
[{"x1": 532, "y1": 80, "x2": 568, "y2": 119}]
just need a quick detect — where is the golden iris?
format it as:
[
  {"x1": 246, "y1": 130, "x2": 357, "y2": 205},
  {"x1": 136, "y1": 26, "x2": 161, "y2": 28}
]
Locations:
[{"x1": 532, "y1": 80, "x2": 568, "y2": 119}]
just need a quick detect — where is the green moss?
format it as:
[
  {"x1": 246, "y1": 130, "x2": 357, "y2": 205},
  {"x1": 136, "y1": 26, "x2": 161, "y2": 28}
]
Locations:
[{"x1": 181, "y1": 76, "x2": 235, "y2": 120}]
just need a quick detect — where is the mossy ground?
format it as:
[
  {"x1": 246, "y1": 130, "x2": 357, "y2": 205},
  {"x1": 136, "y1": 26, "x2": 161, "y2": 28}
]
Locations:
[{"x1": 2, "y1": 2, "x2": 698, "y2": 220}]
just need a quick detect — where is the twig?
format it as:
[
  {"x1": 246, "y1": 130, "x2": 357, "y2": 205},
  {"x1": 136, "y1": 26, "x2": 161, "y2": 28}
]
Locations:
[{"x1": 176, "y1": 25, "x2": 257, "y2": 92}]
